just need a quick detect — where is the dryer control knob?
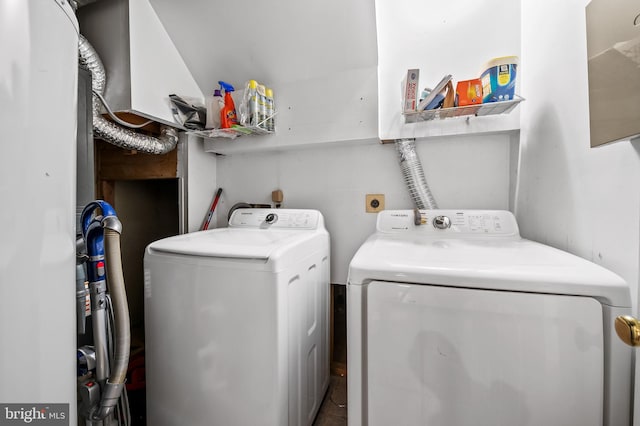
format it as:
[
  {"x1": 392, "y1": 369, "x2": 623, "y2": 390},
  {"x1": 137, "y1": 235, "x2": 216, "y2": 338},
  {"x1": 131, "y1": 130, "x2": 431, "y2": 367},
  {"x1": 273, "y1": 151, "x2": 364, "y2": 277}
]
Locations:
[
  {"x1": 265, "y1": 213, "x2": 278, "y2": 224},
  {"x1": 432, "y1": 215, "x2": 451, "y2": 230}
]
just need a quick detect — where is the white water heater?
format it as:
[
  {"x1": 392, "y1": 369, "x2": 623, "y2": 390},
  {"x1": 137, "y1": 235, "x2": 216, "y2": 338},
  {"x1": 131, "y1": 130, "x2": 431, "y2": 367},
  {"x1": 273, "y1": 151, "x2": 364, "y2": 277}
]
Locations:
[{"x1": 0, "y1": 0, "x2": 78, "y2": 422}]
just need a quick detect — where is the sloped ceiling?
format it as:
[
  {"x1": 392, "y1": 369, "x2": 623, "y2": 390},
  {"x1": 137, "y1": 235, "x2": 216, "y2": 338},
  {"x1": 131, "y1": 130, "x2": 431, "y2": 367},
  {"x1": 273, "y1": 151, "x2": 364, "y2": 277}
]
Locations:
[{"x1": 148, "y1": 0, "x2": 378, "y2": 95}]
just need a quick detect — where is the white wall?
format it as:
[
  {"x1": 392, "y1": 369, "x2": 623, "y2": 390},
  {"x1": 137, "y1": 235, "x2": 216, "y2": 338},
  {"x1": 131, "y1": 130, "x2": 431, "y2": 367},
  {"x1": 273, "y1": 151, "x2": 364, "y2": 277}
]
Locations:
[
  {"x1": 149, "y1": 0, "x2": 378, "y2": 95},
  {"x1": 183, "y1": 135, "x2": 219, "y2": 232},
  {"x1": 215, "y1": 134, "x2": 515, "y2": 284},
  {"x1": 517, "y1": 0, "x2": 640, "y2": 313},
  {"x1": 518, "y1": 4, "x2": 640, "y2": 419}
]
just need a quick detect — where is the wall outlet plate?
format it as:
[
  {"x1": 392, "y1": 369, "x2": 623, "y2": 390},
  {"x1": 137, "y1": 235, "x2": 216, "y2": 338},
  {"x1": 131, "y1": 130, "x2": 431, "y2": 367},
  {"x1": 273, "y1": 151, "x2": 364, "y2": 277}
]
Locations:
[{"x1": 366, "y1": 194, "x2": 385, "y2": 213}]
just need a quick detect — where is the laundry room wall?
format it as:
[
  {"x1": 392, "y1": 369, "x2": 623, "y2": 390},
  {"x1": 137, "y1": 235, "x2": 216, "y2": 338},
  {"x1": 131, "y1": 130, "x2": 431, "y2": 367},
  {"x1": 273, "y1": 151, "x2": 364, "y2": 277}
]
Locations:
[
  {"x1": 215, "y1": 133, "x2": 516, "y2": 284},
  {"x1": 516, "y1": 0, "x2": 640, "y2": 313},
  {"x1": 184, "y1": 135, "x2": 219, "y2": 231}
]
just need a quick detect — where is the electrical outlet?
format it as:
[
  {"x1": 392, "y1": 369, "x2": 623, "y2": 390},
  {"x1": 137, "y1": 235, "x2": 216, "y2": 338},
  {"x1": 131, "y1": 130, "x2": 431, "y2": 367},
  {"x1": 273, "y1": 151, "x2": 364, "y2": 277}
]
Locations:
[{"x1": 366, "y1": 194, "x2": 385, "y2": 213}]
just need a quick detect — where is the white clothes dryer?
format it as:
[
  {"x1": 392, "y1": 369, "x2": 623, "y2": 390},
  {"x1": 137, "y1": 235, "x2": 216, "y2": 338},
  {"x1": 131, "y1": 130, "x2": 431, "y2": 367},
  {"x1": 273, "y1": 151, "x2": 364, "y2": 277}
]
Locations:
[
  {"x1": 144, "y1": 209, "x2": 330, "y2": 426},
  {"x1": 347, "y1": 209, "x2": 632, "y2": 426}
]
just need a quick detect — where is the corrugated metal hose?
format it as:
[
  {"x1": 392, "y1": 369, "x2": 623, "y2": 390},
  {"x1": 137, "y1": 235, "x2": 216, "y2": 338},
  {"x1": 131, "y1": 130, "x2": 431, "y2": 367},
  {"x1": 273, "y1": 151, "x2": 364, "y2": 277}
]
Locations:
[
  {"x1": 78, "y1": 34, "x2": 178, "y2": 155},
  {"x1": 395, "y1": 138, "x2": 438, "y2": 210}
]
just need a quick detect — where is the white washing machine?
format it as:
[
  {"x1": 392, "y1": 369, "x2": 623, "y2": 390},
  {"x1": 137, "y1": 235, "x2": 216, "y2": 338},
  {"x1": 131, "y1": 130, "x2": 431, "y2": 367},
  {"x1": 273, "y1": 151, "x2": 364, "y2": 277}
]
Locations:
[
  {"x1": 144, "y1": 209, "x2": 330, "y2": 426},
  {"x1": 347, "y1": 209, "x2": 633, "y2": 426}
]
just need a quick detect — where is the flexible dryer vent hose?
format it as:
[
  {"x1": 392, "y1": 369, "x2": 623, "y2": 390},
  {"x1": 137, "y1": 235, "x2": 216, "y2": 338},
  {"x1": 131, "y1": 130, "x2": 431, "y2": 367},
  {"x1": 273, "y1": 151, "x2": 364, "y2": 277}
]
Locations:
[
  {"x1": 78, "y1": 34, "x2": 178, "y2": 154},
  {"x1": 395, "y1": 138, "x2": 438, "y2": 210}
]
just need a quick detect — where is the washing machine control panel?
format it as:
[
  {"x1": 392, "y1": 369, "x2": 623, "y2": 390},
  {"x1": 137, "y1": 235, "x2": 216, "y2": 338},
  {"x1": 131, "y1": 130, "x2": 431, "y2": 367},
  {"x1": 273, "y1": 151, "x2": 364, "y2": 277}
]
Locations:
[
  {"x1": 229, "y1": 208, "x2": 321, "y2": 229},
  {"x1": 377, "y1": 210, "x2": 520, "y2": 237}
]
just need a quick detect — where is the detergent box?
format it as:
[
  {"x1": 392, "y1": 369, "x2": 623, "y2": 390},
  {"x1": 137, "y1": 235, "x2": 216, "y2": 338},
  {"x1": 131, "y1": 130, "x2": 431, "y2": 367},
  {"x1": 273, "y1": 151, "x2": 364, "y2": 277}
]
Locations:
[
  {"x1": 481, "y1": 56, "x2": 518, "y2": 103},
  {"x1": 455, "y1": 78, "x2": 483, "y2": 106},
  {"x1": 401, "y1": 69, "x2": 420, "y2": 112}
]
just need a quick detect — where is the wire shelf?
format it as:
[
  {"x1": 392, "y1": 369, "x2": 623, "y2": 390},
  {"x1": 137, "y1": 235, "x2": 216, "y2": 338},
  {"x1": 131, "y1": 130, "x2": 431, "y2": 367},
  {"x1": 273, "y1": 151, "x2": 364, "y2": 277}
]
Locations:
[
  {"x1": 188, "y1": 125, "x2": 273, "y2": 140},
  {"x1": 403, "y1": 95, "x2": 524, "y2": 123}
]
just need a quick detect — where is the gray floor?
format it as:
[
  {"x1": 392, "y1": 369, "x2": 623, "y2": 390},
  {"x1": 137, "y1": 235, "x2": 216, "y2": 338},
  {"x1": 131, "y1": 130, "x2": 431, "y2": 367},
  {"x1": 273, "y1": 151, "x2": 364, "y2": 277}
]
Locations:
[{"x1": 313, "y1": 374, "x2": 347, "y2": 426}]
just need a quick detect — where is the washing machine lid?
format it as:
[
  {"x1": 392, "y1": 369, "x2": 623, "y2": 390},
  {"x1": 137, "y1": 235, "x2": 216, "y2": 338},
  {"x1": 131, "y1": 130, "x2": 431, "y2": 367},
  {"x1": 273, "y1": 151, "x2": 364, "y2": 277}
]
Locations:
[
  {"x1": 147, "y1": 228, "x2": 316, "y2": 260},
  {"x1": 348, "y1": 210, "x2": 630, "y2": 307},
  {"x1": 147, "y1": 208, "x2": 325, "y2": 260}
]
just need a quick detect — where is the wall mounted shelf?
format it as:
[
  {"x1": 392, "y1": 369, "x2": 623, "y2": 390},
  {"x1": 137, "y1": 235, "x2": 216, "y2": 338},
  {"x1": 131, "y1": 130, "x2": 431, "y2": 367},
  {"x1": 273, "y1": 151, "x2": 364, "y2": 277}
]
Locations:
[
  {"x1": 188, "y1": 125, "x2": 273, "y2": 140},
  {"x1": 403, "y1": 96, "x2": 524, "y2": 123}
]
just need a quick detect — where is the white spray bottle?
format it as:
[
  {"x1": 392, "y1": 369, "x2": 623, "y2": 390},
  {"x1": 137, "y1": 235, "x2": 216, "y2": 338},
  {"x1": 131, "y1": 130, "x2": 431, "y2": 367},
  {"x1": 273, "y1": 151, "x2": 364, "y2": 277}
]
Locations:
[{"x1": 205, "y1": 89, "x2": 223, "y2": 129}]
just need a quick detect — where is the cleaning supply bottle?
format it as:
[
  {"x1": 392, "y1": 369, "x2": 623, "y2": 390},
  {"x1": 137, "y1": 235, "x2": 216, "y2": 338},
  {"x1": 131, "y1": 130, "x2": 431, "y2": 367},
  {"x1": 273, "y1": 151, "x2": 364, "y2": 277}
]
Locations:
[
  {"x1": 244, "y1": 80, "x2": 259, "y2": 127},
  {"x1": 218, "y1": 81, "x2": 239, "y2": 129},
  {"x1": 257, "y1": 84, "x2": 267, "y2": 130},
  {"x1": 265, "y1": 87, "x2": 275, "y2": 132},
  {"x1": 205, "y1": 89, "x2": 223, "y2": 129}
]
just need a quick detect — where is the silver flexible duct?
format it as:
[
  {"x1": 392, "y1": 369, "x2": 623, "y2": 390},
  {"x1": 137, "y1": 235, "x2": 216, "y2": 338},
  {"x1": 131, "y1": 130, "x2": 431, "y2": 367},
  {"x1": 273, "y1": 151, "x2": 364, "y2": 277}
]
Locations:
[
  {"x1": 395, "y1": 138, "x2": 438, "y2": 210},
  {"x1": 93, "y1": 220, "x2": 130, "y2": 420},
  {"x1": 78, "y1": 34, "x2": 179, "y2": 155}
]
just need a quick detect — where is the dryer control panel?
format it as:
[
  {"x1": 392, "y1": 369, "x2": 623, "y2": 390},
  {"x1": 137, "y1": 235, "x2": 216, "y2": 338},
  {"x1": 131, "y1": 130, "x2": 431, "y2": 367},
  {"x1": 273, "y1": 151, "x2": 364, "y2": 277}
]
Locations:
[
  {"x1": 229, "y1": 208, "x2": 321, "y2": 229},
  {"x1": 377, "y1": 209, "x2": 520, "y2": 237}
]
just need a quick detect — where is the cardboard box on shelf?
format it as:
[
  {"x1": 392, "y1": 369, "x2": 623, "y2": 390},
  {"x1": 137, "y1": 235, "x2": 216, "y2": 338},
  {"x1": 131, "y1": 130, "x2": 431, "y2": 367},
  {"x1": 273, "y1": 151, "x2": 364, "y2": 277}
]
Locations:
[
  {"x1": 417, "y1": 74, "x2": 452, "y2": 111},
  {"x1": 456, "y1": 79, "x2": 483, "y2": 106},
  {"x1": 401, "y1": 69, "x2": 419, "y2": 112}
]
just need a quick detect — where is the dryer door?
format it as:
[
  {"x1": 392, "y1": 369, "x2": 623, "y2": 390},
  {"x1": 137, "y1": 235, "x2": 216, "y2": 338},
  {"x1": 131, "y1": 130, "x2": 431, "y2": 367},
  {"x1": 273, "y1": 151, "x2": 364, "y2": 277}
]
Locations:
[{"x1": 366, "y1": 281, "x2": 604, "y2": 426}]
